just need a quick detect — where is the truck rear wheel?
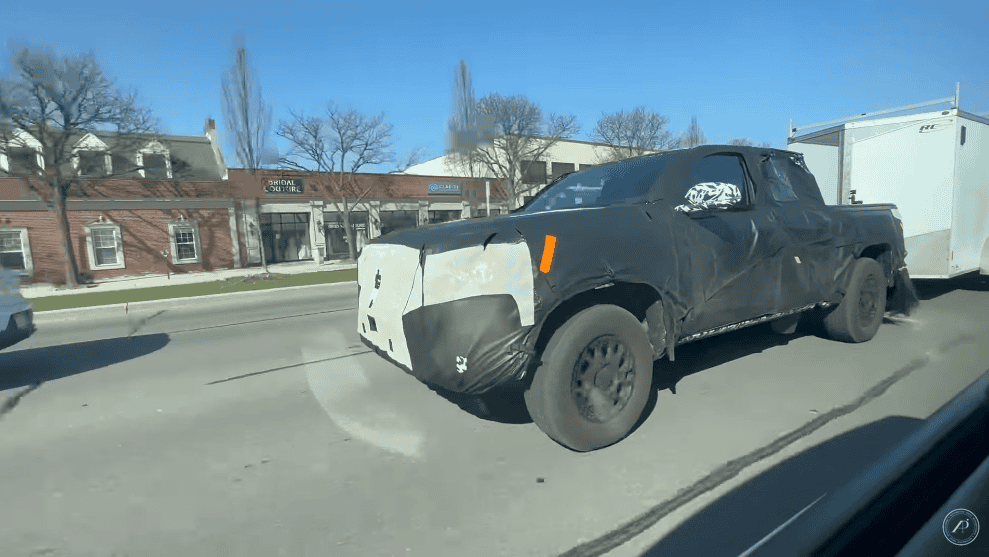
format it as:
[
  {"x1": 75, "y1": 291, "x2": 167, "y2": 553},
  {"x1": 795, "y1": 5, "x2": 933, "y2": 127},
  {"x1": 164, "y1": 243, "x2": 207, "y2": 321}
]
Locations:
[
  {"x1": 824, "y1": 257, "x2": 887, "y2": 343},
  {"x1": 524, "y1": 305, "x2": 653, "y2": 452}
]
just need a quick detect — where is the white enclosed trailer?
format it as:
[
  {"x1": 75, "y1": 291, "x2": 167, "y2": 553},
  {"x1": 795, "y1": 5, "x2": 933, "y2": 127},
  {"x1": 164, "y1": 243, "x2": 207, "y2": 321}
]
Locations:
[{"x1": 787, "y1": 86, "x2": 989, "y2": 279}]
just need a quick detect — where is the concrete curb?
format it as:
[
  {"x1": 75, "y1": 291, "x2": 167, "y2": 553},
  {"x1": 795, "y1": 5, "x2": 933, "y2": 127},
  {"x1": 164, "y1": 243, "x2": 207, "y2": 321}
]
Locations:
[
  {"x1": 22, "y1": 264, "x2": 358, "y2": 298},
  {"x1": 32, "y1": 280, "x2": 358, "y2": 322}
]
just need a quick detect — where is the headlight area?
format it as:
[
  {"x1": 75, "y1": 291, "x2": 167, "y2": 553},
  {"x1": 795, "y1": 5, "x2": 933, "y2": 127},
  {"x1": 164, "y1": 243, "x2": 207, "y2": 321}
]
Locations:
[{"x1": 414, "y1": 241, "x2": 536, "y2": 328}]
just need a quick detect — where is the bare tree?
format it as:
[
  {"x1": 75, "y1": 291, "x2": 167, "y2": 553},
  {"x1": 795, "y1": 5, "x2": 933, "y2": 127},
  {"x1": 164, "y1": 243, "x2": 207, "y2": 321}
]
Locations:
[
  {"x1": 467, "y1": 93, "x2": 580, "y2": 208},
  {"x1": 677, "y1": 115, "x2": 707, "y2": 148},
  {"x1": 391, "y1": 146, "x2": 427, "y2": 174},
  {"x1": 445, "y1": 60, "x2": 485, "y2": 177},
  {"x1": 757, "y1": 141, "x2": 773, "y2": 148},
  {"x1": 0, "y1": 46, "x2": 158, "y2": 288},
  {"x1": 222, "y1": 44, "x2": 276, "y2": 274},
  {"x1": 276, "y1": 104, "x2": 398, "y2": 261},
  {"x1": 728, "y1": 138, "x2": 754, "y2": 146},
  {"x1": 591, "y1": 106, "x2": 675, "y2": 162}
]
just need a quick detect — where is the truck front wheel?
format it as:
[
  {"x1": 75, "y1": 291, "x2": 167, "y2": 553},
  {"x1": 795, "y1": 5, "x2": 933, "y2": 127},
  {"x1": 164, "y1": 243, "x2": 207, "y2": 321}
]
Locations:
[
  {"x1": 524, "y1": 305, "x2": 653, "y2": 452},
  {"x1": 824, "y1": 257, "x2": 887, "y2": 343}
]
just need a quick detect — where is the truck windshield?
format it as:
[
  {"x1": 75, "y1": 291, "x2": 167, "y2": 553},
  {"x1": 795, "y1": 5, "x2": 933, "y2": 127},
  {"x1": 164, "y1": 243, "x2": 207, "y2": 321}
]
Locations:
[{"x1": 520, "y1": 155, "x2": 671, "y2": 214}]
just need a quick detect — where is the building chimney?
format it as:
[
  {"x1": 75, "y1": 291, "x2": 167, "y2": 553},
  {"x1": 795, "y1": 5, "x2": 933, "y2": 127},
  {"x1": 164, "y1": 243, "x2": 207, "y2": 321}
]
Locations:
[{"x1": 204, "y1": 118, "x2": 227, "y2": 180}]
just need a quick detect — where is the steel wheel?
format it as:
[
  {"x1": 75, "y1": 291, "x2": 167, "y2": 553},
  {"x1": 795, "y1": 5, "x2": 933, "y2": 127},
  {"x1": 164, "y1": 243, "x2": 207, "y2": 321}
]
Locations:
[{"x1": 571, "y1": 335, "x2": 636, "y2": 423}]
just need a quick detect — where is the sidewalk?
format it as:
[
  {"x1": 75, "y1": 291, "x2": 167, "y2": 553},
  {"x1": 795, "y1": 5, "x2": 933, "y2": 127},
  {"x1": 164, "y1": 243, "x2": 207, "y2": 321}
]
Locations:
[{"x1": 21, "y1": 259, "x2": 358, "y2": 299}]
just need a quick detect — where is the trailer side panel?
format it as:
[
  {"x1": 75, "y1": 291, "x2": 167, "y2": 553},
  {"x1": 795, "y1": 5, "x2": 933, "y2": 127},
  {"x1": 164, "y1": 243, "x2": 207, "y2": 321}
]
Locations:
[
  {"x1": 950, "y1": 116, "x2": 989, "y2": 274},
  {"x1": 847, "y1": 117, "x2": 956, "y2": 277}
]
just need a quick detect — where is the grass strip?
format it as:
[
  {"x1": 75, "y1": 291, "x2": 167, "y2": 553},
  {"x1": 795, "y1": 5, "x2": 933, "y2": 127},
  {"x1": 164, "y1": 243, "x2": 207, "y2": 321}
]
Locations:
[{"x1": 31, "y1": 268, "x2": 357, "y2": 312}]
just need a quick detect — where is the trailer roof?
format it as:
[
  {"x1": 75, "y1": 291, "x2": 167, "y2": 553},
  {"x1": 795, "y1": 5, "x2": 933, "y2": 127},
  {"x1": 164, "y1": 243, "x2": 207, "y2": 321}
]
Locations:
[{"x1": 790, "y1": 108, "x2": 989, "y2": 144}]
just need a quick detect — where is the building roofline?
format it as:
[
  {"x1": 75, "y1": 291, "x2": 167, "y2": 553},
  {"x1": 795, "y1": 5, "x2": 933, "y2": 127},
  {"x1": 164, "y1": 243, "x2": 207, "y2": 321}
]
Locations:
[{"x1": 228, "y1": 168, "x2": 494, "y2": 182}]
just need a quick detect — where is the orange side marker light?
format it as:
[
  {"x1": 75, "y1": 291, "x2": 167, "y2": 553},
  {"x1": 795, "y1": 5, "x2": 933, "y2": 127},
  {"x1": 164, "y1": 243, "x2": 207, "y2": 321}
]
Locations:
[{"x1": 540, "y1": 235, "x2": 557, "y2": 274}]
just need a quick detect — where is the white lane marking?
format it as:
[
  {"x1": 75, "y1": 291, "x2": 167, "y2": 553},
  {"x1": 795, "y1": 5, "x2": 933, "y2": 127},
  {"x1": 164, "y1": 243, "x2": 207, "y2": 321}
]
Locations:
[{"x1": 303, "y1": 331, "x2": 425, "y2": 459}]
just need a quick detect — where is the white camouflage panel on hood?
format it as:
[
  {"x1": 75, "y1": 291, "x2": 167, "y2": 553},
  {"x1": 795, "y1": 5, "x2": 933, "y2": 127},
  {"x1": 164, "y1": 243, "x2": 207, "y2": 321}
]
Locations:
[{"x1": 674, "y1": 182, "x2": 742, "y2": 213}]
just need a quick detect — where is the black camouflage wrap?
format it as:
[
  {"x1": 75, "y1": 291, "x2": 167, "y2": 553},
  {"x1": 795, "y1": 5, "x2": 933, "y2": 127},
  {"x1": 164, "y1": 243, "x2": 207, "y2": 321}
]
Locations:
[{"x1": 359, "y1": 145, "x2": 918, "y2": 394}]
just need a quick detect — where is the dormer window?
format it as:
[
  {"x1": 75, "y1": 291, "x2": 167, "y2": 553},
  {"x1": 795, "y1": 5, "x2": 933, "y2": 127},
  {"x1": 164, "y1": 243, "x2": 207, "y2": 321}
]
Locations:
[
  {"x1": 78, "y1": 150, "x2": 107, "y2": 176},
  {"x1": 138, "y1": 139, "x2": 172, "y2": 179},
  {"x1": 143, "y1": 153, "x2": 169, "y2": 179},
  {"x1": 6, "y1": 147, "x2": 41, "y2": 174},
  {"x1": 1, "y1": 129, "x2": 44, "y2": 174}
]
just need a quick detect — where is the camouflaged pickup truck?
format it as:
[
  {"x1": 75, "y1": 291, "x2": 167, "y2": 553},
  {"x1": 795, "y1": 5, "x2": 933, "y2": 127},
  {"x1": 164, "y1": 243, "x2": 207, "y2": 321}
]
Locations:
[{"x1": 357, "y1": 145, "x2": 919, "y2": 451}]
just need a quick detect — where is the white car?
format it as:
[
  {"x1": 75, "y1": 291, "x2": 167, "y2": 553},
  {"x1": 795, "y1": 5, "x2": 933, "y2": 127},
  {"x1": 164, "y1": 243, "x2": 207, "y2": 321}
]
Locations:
[{"x1": 0, "y1": 267, "x2": 34, "y2": 350}]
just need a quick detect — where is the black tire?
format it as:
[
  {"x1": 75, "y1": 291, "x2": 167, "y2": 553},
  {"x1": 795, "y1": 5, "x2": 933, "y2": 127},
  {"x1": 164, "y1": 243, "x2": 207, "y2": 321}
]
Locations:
[
  {"x1": 524, "y1": 305, "x2": 653, "y2": 452},
  {"x1": 824, "y1": 257, "x2": 887, "y2": 343}
]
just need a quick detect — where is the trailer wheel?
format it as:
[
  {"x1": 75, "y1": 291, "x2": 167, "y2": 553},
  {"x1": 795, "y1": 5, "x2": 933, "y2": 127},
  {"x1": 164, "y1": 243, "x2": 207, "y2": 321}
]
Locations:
[
  {"x1": 524, "y1": 305, "x2": 653, "y2": 452},
  {"x1": 824, "y1": 257, "x2": 887, "y2": 343}
]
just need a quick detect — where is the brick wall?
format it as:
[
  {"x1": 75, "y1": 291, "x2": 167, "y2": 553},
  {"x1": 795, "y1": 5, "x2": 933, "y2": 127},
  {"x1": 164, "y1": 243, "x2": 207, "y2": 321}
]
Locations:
[{"x1": 0, "y1": 208, "x2": 235, "y2": 284}]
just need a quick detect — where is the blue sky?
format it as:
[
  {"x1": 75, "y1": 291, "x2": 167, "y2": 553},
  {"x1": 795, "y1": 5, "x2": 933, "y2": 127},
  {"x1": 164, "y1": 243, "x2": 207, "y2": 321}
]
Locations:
[{"x1": 3, "y1": 0, "x2": 987, "y2": 174}]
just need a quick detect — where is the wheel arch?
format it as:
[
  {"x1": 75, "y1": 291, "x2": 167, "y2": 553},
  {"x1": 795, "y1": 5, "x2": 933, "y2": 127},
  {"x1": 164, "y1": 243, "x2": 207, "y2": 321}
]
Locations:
[
  {"x1": 524, "y1": 281, "x2": 666, "y2": 386},
  {"x1": 857, "y1": 243, "x2": 895, "y2": 287}
]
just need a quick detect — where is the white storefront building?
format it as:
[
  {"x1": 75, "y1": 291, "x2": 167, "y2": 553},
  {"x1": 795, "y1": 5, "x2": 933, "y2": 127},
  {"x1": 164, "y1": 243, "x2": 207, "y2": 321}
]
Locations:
[{"x1": 402, "y1": 138, "x2": 662, "y2": 209}]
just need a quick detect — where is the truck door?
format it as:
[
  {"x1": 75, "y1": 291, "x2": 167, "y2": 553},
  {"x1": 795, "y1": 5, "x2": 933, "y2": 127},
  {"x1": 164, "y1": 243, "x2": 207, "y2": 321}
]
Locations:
[
  {"x1": 673, "y1": 153, "x2": 787, "y2": 336},
  {"x1": 760, "y1": 153, "x2": 838, "y2": 310}
]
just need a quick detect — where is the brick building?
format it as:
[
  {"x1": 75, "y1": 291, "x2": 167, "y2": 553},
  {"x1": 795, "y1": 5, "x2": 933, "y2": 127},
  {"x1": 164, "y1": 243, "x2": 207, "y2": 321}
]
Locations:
[
  {"x1": 228, "y1": 169, "x2": 509, "y2": 264},
  {"x1": 0, "y1": 120, "x2": 237, "y2": 285},
  {"x1": 0, "y1": 117, "x2": 516, "y2": 284}
]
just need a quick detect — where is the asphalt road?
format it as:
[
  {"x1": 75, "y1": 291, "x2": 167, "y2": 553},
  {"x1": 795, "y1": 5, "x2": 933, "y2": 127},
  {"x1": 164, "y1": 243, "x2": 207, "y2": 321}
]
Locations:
[{"x1": 0, "y1": 277, "x2": 987, "y2": 557}]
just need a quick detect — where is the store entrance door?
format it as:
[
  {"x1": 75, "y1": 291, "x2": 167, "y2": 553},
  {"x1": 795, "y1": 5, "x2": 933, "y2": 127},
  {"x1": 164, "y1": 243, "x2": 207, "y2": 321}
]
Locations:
[{"x1": 260, "y1": 212, "x2": 313, "y2": 263}]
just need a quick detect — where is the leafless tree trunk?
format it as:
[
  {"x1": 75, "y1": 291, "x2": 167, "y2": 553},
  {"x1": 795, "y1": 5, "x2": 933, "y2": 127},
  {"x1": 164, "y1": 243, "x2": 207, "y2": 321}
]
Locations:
[
  {"x1": 678, "y1": 115, "x2": 707, "y2": 149},
  {"x1": 222, "y1": 43, "x2": 276, "y2": 274},
  {"x1": 446, "y1": 60, "x2": 484, "y2": 178},
  {"x1": 51, "y1": 180, "x2": 80, "y2": 288},
  {"x1": 0, "y1": 46, "x2": 158, "y2": 288}
]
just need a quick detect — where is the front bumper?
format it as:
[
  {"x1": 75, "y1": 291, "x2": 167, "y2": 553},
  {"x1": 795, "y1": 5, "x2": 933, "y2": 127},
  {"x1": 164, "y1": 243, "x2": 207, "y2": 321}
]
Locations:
[{"x1": 359, "y1": 295, "x2": 535, "y2": 394}]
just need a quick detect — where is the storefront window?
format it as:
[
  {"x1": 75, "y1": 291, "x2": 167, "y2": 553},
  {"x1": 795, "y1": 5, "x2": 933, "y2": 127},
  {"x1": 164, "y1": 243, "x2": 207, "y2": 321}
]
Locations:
[
  {"x1": 379, "y1": 210, "x2": 418, "y2": 237},
  {"x1": 324, "y1": 210, "x2": 368, "y2": 257},
  {"x1": 427, "y1": 210, "x2": 461, "y2": 224},
  {"x1": 260, "y1": 212, "x2": 313, "y2": 263}
]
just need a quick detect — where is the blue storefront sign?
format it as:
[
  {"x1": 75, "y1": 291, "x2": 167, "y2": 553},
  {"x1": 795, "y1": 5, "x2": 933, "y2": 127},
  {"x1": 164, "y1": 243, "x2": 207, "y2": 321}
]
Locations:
[{"x1": 428, "y1": 182, "x2": 462, "y2": 195}]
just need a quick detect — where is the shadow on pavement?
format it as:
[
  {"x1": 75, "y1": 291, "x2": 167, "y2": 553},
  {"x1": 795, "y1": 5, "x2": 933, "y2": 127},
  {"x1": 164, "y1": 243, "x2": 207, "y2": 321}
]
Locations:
[
  {"x1": 913, "y1": 272, "x2": 989, "y2": 301},
  {"x1": 428, "y1": 383, "x2": 533, "y2": 425},
  {"x1": 442, "y1": 319, "x2": 811, "y2": 428},
  {"x1": 633, "y1": 415, "x2": 921, "y2": 557},
  {"x1": 431, "y1": 295, "x2": 934, "y2": 432},
  {"x1": 0, "y1": 334, "x2": 171, "y2": 392},
  {"x1": 653, "y1": 321, "x2": 808, "y2": 393}
]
